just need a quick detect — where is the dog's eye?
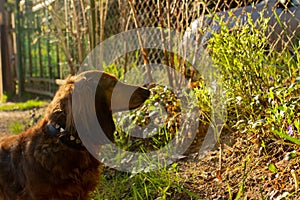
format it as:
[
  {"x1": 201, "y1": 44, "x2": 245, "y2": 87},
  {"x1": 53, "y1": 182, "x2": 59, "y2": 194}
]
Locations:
[{"x1": 50, "y1": 111, "x2": 66, "y2": 126}]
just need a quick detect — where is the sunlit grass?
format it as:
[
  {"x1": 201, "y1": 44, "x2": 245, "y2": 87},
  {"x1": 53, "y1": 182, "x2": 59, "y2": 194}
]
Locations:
[
  {"x1": 93, "y1": 163, "x2": 187, "y2": 200},
  {"x1": 0, "y1": 94, "x2": 8, "y2": 103},
  {"x1": 208, "y1": 16, "x2": 300, "y2": 143},
  {"x1": 8, "y1": 121, "x2": 26, "y2": 134},
  {"x1": 0, "y1": 100, "x2": 48, "y2": 111}
]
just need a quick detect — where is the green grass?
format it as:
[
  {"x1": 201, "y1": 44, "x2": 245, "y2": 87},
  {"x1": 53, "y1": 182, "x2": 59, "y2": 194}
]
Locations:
[
  {"x1": 0, "y1": 99, "x2": 48, "y2": 111},
  {"x1": 8, "y1": 121, "x2": 26, "y2": 134},
  {"x1": 0, "y1": 94, "x2": 8, "y2": 103},
  {"x1": 93, "y1": 164, "x2": 185, "y2": 200}
]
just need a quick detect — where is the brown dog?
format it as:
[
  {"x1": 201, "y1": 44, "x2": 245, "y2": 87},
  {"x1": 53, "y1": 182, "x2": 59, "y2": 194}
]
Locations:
[{"x1": 0, "y1": 70, "x2": 150, "y2": 200}]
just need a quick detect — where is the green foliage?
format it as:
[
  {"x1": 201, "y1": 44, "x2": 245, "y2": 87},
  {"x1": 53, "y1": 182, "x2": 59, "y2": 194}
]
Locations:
[
  {"x1": 267, "y1": 163, "x2": 278, "y2": 173},
  {"x1": 208, "y1": 14, "x2": 300, "y2": 143},
  {"x1": 191, "y1": 81, "x2": 212, "y2": 121},
  {"x1": 96, "y1": 13, "x2": 300, "y2": 198},
  {"x1": 208, "y1": 16, "x2": 271, "y2": 125},
  {"x1": 104, "y1": 63, "x2": 125, "y2": 79},
  {"x1": 114, "y1": 84, "x2": 183, "y2": 152},
  {"x1": 0, "y1": 94, "x2": 8, "y2": 103},
  {"x1": 265, "y1": 81, "x2": 300, "y2": 143},
  {"x1": 8, "y1": 121, "x2": 25, "y2": 135},
  {"x1": 99, "y1": 85, "x2": 203, "y2": 199},
  {"x1": 210, "y1": 16, "x2": 271, "y2": 95}
]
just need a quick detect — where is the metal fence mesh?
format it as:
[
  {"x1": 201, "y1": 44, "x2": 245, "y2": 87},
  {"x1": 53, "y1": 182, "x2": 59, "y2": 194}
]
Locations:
[{"x1": 17, "y1": 0, "x2": 300, "y2": 95}]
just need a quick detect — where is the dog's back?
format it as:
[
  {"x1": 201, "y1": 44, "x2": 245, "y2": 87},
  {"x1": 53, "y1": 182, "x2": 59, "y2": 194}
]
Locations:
[
  {"x1": 0, "y1": 119, "x2": 101, "y2": 200},
  {"x1": 0, "y1": 134, "x2": 23, "y2": 200}
]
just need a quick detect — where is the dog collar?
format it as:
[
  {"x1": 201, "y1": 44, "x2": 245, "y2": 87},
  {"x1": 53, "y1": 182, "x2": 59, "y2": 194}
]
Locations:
[{"x1": 46, "y1": 123, "x2": 85, "y2": 150}]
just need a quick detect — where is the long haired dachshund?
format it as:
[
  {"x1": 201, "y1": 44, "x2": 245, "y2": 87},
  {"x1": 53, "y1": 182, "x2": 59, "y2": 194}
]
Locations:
[{"x1": 0, "y1": 70, "x2": 150, "y2": 200}]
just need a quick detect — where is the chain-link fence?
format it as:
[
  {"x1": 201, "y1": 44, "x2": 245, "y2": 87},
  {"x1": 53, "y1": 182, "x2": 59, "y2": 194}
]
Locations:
[
  {"x1": 105, "y1": 0, "x2": 300, "y2": 51},
  {"x1": 16, "y1": 0, "x2": 300, "y2": 96}
]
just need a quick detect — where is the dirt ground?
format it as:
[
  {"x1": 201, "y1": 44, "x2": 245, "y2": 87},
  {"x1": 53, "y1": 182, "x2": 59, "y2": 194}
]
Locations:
[
  {"x1": 0, "y1": 105, "x2": 299, "y2": 199},
  {"x1": 0, "y1": 110, "x2": 29, "y2": 134},
  {"x1": 0, "y1": 105, "x2": 46, "y2": 135},
  {"x1": 176, "y1": 131, "x2": 300, "y2": 199}
]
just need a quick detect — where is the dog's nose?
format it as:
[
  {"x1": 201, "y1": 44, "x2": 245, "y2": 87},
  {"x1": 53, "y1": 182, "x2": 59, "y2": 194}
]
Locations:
[
  {"x1": 129, "y1": 87, "x2": 150, "y2": 109},
  {"x1": 111, "y1": 83, "x2": 150, "y2": 112},
  {"x1": 130, "y1": 87, "x2": 151, "y2": 101},
  {"x1": 135, "y1": 87, "x2": 151, "y2": 99}
]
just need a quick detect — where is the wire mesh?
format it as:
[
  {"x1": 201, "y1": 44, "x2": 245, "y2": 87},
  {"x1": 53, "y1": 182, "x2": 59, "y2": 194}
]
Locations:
[{"x1": 17, "y1": 0, "x2": 300, "y2": 94}]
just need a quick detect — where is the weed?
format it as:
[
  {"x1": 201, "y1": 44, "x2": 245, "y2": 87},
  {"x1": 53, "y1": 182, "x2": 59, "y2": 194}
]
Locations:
[
  {"x1": 208, "y1": 13, "x2": 300, "y2": 144},
  {"x1": 8, "y1": 121, "x2": 25, "y2": 134}
]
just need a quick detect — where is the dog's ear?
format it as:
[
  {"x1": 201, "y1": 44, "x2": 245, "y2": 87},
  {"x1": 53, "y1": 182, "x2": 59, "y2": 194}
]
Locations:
[
  {"x1": 45, "y1": 76, "x2": 75, "y2": 130},
  {"x1": 71, "y1": 74, "x2": 115, "y2": 145},
  {"x1": 94, "y1": 84, "x2": 115, "y2": 142}
]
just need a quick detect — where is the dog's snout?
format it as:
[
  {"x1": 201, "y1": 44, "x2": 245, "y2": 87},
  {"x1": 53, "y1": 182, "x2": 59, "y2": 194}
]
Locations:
[
  {"x1": 134, "y1": 87, "x2": 151, "y2": 99},
  {"x1": 110, "y1": 82, "x2": 150, "y2": 112},
  {"x1": 129, "y1": 87, "x2": 150, "y2": 110}
]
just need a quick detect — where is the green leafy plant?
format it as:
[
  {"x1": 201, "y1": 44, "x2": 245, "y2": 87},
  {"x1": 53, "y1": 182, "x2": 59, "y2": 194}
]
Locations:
[
  {"x1": 265, "y1": 80, "x2": 300, "y2": 143},
  {"x1": 208, "y1": 13, "x2": 300, "y2": 145}
]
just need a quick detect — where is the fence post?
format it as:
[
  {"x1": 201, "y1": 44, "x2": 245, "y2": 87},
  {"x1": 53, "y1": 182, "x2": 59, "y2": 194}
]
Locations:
[
  {"x1": 15, "y1": 0, "x2": 24, "y2": 97},
  {"x1": 0, "y1": 11, "x2": 2, "y2": 102},
  {"x1": 0, "y1": 2, "x2": 3, "y2": 101},
  {"x1": 0, "y1": 0, "x2": 16, "y2": 98}
]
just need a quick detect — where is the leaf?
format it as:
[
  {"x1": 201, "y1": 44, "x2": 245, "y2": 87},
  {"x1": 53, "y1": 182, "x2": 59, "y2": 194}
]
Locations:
[
  {"x1": 291, "y1": 170, "x2": 299, "y2": 191},
  {"x1": 179, "y1": 186, "x2": 203, "y2": 199},
  {"x1": 272, "y1": 130, "x2": 300, "y2": 145},
  {"x1": 252, "y1": 119, "x2": 266, "y2": 128},
  {"x1": 284, "y1": 151, "x2": 297, "y2": 160},
  {"x1": 268, "y1": 163, "x2": 278, "y2": 173}
]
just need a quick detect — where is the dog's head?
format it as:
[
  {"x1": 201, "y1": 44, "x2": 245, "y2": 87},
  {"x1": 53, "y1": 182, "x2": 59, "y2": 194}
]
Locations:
[{"x1": 45, "y1": 70, "x2": 150, "y2": 149}]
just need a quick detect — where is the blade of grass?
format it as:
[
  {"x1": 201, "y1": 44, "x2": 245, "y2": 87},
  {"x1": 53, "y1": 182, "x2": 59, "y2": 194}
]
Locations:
[
  {"x1": 235, "y1": 160, "x2": 248, "y2": 200},
  {"x1": 272, "y1": 130, "x2": 300, "y2": 145},
  {"x1": 179, "y1": 185, "x2": 203, "y2": 199}
]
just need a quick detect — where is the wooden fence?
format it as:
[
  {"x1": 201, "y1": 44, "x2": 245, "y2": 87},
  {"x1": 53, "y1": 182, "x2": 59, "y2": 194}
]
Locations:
[
  {"x1": 16, "y1": 0, "x2": 66, "y2": 97},
  {"x1": 15, "y1": 0, "x2": 122, "y2": 97}
]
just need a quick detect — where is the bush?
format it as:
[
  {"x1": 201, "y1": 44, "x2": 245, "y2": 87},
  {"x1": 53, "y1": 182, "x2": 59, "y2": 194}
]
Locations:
[{"x1": 208, "y1": 14, "x2": 300, "y2": 142}]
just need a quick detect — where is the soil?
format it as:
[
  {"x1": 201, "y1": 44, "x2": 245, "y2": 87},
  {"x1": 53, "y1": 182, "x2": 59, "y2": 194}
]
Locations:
[
  {"x1": 0, "y1": 105, "x2": 46, "y2": 135},
  {"x1": 0, "y1": 103, "x2": 299, "y2": 199},
  {"x1": 175, "y1": 132, "x2": 300, "y2": 199},
  {"x1": 0, "y1": 110, "x2": 29, "y2": 134}
]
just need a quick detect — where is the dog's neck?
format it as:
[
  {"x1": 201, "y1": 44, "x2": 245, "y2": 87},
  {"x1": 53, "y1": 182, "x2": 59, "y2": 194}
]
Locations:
[{"x1": 46, "y1": 123, "x2": 85, "y2": 150}]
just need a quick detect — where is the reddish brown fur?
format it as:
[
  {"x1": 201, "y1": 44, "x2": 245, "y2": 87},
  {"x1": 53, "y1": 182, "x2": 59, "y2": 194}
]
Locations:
[{"x1": 0, "y1": 71, "x2": 150, "y2": 200}]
